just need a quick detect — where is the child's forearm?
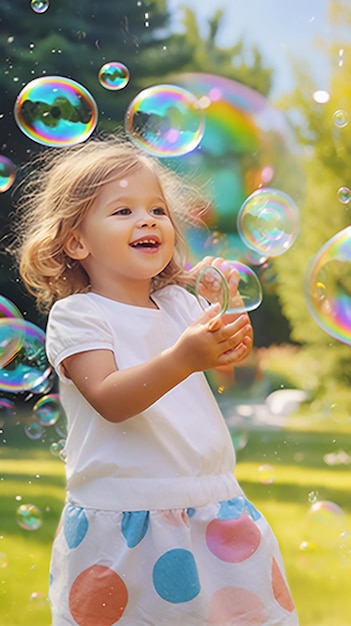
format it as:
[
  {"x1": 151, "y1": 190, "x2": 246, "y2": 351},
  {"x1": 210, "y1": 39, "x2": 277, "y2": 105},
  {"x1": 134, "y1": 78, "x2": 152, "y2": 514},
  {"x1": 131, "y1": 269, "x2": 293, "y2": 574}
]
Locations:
[{"x1": 80, "y1": 346, "x2": 191, "y2": 423}]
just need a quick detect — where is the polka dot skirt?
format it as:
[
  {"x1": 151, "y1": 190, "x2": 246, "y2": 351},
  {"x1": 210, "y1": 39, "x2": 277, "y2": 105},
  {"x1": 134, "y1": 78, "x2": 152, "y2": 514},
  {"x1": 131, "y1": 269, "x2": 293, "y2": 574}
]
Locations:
[{"x1": 49, "y1": 496, "x2": 298, "y2": 625}]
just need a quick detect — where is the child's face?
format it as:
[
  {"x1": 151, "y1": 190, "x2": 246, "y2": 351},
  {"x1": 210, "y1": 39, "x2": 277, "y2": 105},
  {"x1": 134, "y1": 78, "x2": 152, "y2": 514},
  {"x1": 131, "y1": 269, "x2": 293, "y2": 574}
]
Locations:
[{"x1": 66, "y1": 166, "x2": 175, "y2": 296}]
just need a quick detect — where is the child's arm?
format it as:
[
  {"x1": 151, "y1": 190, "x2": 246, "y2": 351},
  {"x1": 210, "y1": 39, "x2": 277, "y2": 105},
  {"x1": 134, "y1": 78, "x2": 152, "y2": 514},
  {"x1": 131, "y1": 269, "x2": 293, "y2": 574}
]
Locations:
[{"x1": 63, "y1": 304, "x2": 252, "y2": 423}]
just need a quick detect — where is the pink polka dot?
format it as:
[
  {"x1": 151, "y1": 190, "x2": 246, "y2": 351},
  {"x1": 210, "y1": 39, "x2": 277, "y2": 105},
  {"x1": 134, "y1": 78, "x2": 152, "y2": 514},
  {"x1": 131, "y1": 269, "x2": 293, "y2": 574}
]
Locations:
[
  {"x1": 69, "y1": 564, "x2": 128, "y2": 625},
  {"x1": 206, "y1": 514, "x2": 261, "y2": 562},
  {"x1": 208, "y1": 586, "x2": 265, "y2": 625},
  {"x1": 271, "y1": 558, "x2": 295, "y2": 612}
]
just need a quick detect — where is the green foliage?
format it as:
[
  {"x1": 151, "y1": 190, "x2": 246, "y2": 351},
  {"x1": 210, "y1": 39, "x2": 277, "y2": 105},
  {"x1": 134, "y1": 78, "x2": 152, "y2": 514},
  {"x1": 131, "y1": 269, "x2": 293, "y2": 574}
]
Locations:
[{"x1": 272, "y1": 1, "x2": 351, "y2": 401}]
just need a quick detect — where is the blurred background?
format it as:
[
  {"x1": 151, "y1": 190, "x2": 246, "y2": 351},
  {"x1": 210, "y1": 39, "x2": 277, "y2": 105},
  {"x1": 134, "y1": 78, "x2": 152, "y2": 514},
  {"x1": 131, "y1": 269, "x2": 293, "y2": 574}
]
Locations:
[{"x1": 0, "y1": 0, "x2": 351, "y2": 624}]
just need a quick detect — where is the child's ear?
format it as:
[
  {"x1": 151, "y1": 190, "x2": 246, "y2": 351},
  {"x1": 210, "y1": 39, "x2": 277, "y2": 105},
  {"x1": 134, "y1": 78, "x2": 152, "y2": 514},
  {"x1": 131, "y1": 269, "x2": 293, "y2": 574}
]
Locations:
[{"x1": 64, "y1": 231, "x2": 89, "y2": 260}]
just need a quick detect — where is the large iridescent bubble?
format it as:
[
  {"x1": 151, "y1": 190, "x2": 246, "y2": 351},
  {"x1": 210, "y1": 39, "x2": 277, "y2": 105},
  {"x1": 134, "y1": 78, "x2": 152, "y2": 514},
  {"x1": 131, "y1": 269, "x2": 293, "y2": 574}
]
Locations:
[
  {"x1": 164, "y1": 73, "x2": 299, "y2": 243},
  {"x1": 305, "y1": 226, "x2": 351, "y2": 345},
  {"x1": 14, "y1": 76, "x2": 98, "y2": 147},
  {"x1": 125, "y1": 84, "x2": 205, "y2": 157}
]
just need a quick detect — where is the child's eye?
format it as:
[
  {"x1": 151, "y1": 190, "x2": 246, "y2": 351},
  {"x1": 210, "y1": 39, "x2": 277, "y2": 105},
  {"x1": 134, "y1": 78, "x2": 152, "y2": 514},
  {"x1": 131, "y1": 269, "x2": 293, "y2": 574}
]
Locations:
[
  {"x1": 113, "y1": 207, "x2": 131, "y2": 215},
  {"x1": 151, "y1": 207, "x2": 167, "y2": 215}
]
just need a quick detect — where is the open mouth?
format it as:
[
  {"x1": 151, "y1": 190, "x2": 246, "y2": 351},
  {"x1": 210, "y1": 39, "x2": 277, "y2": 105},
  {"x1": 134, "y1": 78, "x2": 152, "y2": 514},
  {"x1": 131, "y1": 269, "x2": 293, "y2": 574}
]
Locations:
[{"x1": 130, "y1": 237, "x2": 160, "y2": 249}]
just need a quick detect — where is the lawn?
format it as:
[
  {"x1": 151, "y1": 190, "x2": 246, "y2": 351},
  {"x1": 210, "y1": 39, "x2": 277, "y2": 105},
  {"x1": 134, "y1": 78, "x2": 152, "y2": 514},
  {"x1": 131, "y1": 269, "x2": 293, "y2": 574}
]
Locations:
[{"x1": 1, "y1": 420, "x2": 351, "y2": 625}]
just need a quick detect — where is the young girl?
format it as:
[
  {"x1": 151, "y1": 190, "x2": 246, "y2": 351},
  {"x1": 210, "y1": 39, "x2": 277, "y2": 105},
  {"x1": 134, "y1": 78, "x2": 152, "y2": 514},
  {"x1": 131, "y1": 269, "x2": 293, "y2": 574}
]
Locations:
[{"x1": 13, "y1": 135, "x2": 298, "y2": 625}]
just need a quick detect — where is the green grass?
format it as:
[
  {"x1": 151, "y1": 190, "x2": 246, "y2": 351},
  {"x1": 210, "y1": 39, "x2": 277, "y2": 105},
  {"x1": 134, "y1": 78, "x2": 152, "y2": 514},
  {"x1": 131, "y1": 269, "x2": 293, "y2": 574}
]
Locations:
[{"x1": 1, "y1": 423, "x2": 351, "y2": 625}]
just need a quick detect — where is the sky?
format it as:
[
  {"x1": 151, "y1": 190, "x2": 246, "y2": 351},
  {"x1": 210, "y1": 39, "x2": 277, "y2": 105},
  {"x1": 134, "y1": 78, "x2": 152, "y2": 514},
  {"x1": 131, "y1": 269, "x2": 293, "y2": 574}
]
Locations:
[{"x1": 166, "y1": 0, "x2": 337, "y2": 98}]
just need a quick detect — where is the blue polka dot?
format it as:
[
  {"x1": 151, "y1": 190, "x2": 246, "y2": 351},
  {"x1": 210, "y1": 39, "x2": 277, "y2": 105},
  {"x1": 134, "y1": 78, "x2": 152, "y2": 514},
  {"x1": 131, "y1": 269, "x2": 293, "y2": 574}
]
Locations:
[
  {"x1": 153, "y1": 548, "x2": 200, "y2": 603},
  {"x1": 187, "y1": 507, "x2": 196, "y2": 518},
  {"x1": 245, "y1": 499, "x2": 261, "y2": 521},
  {"x1": 63, "y1": 505, "x2": 89, "y2": 549},
  {"x1": 218, "y1": 497, "x2": 261, "y2": 521},
  {"x1": 122, "y1": 511, "x2": 149, "y2": 548},
  {"x1": 218, "y1": 497, "x2": 245, "y2": 519}
]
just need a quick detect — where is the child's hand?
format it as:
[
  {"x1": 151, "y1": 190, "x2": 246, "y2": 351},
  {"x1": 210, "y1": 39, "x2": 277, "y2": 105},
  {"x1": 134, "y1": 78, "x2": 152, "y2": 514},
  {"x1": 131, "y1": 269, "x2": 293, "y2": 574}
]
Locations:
[
  {"x1": 172, "y1": 303, "x2": 253, "y2": 374},
  {"x1": 189, "y1": 256, "x2": 240, "y2": 308}
]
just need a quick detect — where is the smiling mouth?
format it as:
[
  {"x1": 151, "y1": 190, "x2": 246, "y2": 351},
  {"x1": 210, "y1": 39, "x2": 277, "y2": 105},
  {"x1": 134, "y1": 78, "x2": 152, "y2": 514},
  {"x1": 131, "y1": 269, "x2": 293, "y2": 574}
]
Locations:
[{"x1": 130, "y1": 238, "x2": 160, "y2": 249}]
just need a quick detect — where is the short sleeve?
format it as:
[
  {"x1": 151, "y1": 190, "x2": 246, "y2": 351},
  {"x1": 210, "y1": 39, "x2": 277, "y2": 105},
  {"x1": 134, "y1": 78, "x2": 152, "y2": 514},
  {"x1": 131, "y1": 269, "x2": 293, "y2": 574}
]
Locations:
[{"x1": 46, "y1": 294, "x2": 113, "y2": 380}]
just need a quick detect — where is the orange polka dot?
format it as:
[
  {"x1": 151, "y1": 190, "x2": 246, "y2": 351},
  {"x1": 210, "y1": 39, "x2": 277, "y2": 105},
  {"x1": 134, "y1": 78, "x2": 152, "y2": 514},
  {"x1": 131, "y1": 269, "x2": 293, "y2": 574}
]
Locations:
[
  {"x1": 208, "y1": 586, "x2": 265, "y2": 625},
  {"x1": 271, "y1": 558, "x2": 295, "y2": 612},
  {"x1": 69, "y1": 564, "x2": 128, "y2": 625}
]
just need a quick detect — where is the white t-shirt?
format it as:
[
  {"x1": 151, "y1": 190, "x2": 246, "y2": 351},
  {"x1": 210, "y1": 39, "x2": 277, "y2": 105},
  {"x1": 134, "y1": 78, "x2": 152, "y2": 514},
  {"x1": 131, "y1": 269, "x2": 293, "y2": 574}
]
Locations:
[{"x1": 46, "y1": 285, "x2": 242, "y2": 511}]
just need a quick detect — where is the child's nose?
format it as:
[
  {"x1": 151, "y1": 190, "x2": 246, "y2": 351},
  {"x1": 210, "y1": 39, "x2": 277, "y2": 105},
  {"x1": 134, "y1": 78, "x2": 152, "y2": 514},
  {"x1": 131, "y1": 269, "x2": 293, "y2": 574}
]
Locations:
[{"x1": 138, "y1": 214, "x2": 156, "y2": 228}]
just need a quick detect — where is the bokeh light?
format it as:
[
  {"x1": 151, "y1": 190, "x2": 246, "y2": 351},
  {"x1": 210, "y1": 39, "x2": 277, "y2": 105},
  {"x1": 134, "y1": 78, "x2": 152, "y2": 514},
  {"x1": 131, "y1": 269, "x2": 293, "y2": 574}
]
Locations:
[
  {"x1": 14, "y1": 76, "x2": 98, "y2": 147},
  {"x1": 237, "y1": 187, "x2": 300, "y2": 257},
  {"x1": 125, "y1": 84, "x2": 205, "y2": 156},
  {"x1": 98, "y1": 62, "x2": 130, "y2": 90},
  {"x1": 305, "y1": 225, "x2": 351, "y2": 345}
]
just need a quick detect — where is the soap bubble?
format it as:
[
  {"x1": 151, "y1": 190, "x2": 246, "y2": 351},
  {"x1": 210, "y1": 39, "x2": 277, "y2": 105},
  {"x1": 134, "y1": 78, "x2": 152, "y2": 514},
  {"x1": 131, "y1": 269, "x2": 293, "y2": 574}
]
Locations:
[
  {"x1": 305, "y1": 226, "x2": 351, "y2": 345},
  {"x1": 14, "y1": 76, "x2": 98, "y2": 147},
  {"x1": 298, "y1": 541, "x2": 325, "y2": 570},
  {"x1": 225, "y1": 414, "x2": 249, "y2": 452},
  {"x1": 0, "y1": 398, "x2": 16, "y2": 420},
  {"x1": 0, "y1": 295, "x2": 23, "y2": 320},
  {"x1": 31, "y1": 0, "x2": 49, "y2": 13},
  {"x1": 337, "y1": 531, "x2": 351, "y2": 567},
  {"x1": 0, "y1": 297, "x2": 25, "y2": 366},
  {"x1": 98, "y1": 62, "x2": 130, "y2": 90},
  {"x1": 24, "y1": 419, "x2": 46, "y2": 440},
  {"x1": 337, "y1": 186, "x2": 351, "y2": 204},
  {"x1": 258, "y1": 464, "x2": 275, "y2": 484},
  {"x1": 162, "y1": 73, "x2": 299, "y2": 240},
  {"x1": 0, "y1": 321, "x2": 52, "y2": 392},
  {"x1": 332, "y1": 109, "x2": 349, "y2": 128},
  {"x1": 0, "y1": 318, "x2": 27, "y2": 368},
  {"x1": 305, "y1": 500, "x2": 347, "y2": 548},
  {"x1": 125, "y1": 84, "x2": 205, "y2": 156},
  {"x1": 195, "y1": 260, "x2": 262, "y2": 315},
  {"x1": 237, "y1": 188, "x2": 299, "y2": 257},
  {"x1": 0, "y1": 156, "x2": 16, "y2": 192},
  {"x1": 16, "y1": 503, "x2": 42, "y2": 530},
  {"x1": 32, "y1": 393, "x2": 66, "y2": 426},
  {"x1": 50, "y1": 439, "x2": 66, "y2": 458},
  {"x1": 29, "y1": 591, "x2": 49, "y2": 607}
]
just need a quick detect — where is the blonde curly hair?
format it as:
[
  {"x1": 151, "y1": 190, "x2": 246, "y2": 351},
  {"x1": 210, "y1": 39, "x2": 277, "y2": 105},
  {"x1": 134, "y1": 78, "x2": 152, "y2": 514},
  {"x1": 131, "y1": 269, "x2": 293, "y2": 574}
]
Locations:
[{"x1": 10, "y1": 134, "x2": 208, "y2": 313}]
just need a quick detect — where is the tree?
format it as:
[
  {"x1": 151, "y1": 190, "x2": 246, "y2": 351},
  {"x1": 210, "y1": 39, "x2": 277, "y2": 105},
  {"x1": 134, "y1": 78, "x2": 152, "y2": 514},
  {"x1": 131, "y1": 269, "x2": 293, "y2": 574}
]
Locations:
[
  {"x1": 273, "y1": 0, "x2": 351, "y2": 401},
  {"x1": 0, "y1": 1, "x2": 280, "y2": 335}
]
